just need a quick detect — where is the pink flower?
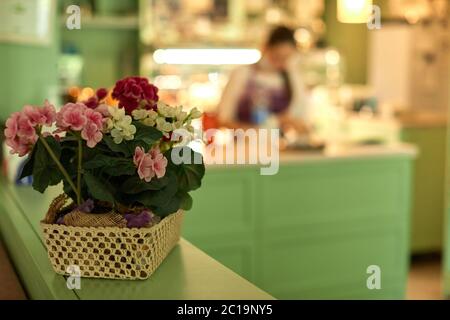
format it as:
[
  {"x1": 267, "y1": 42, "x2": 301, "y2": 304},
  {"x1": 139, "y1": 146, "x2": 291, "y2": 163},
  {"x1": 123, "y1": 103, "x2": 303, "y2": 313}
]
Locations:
[
  {"x1": 55, "y1": 102, "x2": 105, "y2": 148},
  {"x1": 17, "y1": 115, "x2": 36, "y2": 140},
  {"x1": 5, "y1": 138, "x2": 30, "y2": 157},
  {"x1": 81, "y1": 121, "x2": 103, "y2": 148},
  {"x1": 95, "y1": 104, "x2": 111, "y2": 117},
  {"x1": 136, "y1": 155, "x2": 155, "y2": 183},
  {"x1": 4, "y1": 112, "x2": 20, "y2": 139},
  {"x1": 4, "y1": 108, "x2": 40, "y2": 157},
  {"x1": 85, "y1": 108, "x2": 103, "y2": 129},
  {"x1": 133, "y1": 146, "x2": 146, "y2": 167},
  {"x1": 57, "y1": 103, "x2": 87, "y2": 131},
  {"x1": 134, "y1": 146, "x2": 155, "y2": 182},
  {"x1": 40, "y1": 100, "x2": 57, "y2": 126},
  {"x1": 21, "y1": 101, "x2": 56, "y2": 127},
  {"x1": 23, "y1": 105, "x2": 43, "y2": 126},
  {"x1": 133, "y1": 146, "x2": 168, "y2": 182},
  {"x1": 150, "y1": 148, "x2": 168, "y2": 178}
]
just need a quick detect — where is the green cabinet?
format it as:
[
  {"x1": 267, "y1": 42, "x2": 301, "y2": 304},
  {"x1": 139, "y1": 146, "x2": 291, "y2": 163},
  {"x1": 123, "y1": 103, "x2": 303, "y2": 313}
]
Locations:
[
  {"x1": 444, "y1": 122, "x2": 450, "y2": 297},
  {"x1": 401, "y1": 126, "x2": 447, "y2": 253},
  {"x1": 183, "y1": 154, "x2": 415, "y2": 299}
]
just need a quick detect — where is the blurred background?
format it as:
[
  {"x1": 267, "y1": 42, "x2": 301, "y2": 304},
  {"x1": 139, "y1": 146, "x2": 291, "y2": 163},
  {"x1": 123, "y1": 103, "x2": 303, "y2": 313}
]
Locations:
[{"x1": 0, "y1": 0, "x2": 450, "y2": 300}]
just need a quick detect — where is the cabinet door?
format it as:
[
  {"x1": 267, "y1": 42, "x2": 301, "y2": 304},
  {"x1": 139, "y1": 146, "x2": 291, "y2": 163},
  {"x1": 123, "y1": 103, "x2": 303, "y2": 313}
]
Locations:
[
  {"x1": 444, "y1": 124, "x2": 450, "y2": 297},
  {"x1": 401, "y1": 127, "x2": 446, "y2": 253},
  {"x1": 183, "y1": 168, "x2": 258, "y2": 281}
]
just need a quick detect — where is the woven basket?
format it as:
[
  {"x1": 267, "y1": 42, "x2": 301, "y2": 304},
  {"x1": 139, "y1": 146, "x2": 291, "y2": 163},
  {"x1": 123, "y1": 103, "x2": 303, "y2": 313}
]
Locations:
[{"x1": 40, "y1": 198, "x2": 184, "y2": 280}]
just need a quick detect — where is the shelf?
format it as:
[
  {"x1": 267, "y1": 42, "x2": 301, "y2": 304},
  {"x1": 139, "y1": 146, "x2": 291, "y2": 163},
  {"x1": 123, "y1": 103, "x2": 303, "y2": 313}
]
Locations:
[{"x1": 61, "y1": 15, "x2": 139, "y2": 30}]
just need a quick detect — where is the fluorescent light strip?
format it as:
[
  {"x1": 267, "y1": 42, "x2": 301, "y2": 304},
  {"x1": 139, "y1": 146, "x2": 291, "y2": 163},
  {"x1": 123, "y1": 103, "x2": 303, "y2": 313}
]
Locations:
[{"x1": 153, "y1": 49, "x2": 262, "y2": 65}]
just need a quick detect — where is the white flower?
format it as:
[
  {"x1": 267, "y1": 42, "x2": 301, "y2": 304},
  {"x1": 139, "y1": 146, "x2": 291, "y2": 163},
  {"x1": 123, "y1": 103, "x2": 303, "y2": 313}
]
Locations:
[
  {"x1": 132, "y1": 108, "x2": 159, "y2": 127},
  {"x1": 156, "y1": 117, "x2": 173, "y2": 133},
  {"x1": 104, "y1": 118, "x2": 114, "y2": 132},
  {"x1": 142, "y1": 118, "x2": 155, "y2": 127},
  {"x1": 177, "y1": 110, "x2": 188, "y2": 122},
  {"x1": 189, "y1": 107, "x2": 202, "y2": 119},
  {"x1": 186, "y1": 124, "x2": 195, "y2": 133},
  {"x1": 132, "y1": 109, "x2": 149, "y2": 121},
  {"x1": 115, "y1": 114, "x2": 133, "y2": 128},
  {"x1": 111, "y1": 128, "x2": 125, "y2": 144},
  {"x1": 172, "y1": 119, "x2": 185, "y2": 131},
  {"x1": 108, "y1": 106, "x2": 126, "y2": 121},
  {"x1": 158, "y1": 104, "x2": 175, "y2": 118},
  {"x1": 107, "y1": 106, "x2": 136, "y2": 144}
]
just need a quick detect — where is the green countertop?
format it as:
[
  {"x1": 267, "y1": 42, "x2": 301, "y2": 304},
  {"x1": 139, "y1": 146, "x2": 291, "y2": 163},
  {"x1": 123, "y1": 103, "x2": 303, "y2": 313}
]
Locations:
[{"x1": 0, "y1": 180, "x2": 273, "y2": 300}]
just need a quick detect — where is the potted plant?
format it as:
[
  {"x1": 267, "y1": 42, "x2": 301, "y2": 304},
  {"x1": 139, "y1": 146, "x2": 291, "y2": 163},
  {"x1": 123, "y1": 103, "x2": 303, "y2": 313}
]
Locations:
[{"x1": 3, "y1": 76, "x2": 205, "y2": 280}]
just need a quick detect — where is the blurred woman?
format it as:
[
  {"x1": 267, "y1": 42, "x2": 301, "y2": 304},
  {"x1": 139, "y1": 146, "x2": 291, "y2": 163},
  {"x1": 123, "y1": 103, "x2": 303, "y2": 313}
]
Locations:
[{"x1": 217, "y1": 26, "x2": 308, "y2": 132}]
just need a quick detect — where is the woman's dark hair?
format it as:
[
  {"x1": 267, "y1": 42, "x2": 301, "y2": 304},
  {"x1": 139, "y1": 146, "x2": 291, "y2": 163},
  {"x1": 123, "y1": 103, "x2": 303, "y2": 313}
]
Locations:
[
  {"x1": 266, "y1": 26, "x2": 296, "y2": 48},
  {"x1": 265, "y1": 26, "x2": 296, "y2": 104}
]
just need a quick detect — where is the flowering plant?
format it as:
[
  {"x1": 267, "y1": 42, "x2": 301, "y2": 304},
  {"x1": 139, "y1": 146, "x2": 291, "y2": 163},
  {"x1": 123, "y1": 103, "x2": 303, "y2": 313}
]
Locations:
[{"x1": 4, "y1": 77, "x2": 205, "y2": 223}]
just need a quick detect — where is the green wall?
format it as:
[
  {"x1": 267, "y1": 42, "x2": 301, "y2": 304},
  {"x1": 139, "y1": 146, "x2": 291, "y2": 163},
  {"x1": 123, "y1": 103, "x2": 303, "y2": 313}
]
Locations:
[
  {"x1": 61, "y1": 28, "x2": 139, "y2": 88},
  {"x1": 446, "y1": 124, "x2": 450, "y2": 297},
  {"x1": 0, "y1": 21, "x2": 59, "y2": 119},
  {"x1": 0, "y1": 0, "x2": 139, "y2": 121},
  {"x1": 401, "y1": 127, "x2": 447, "y2": 253},
  {"x1": 323, "y1": 0, "x2": 389, "y2": 85},
  {"x1": 324, "y1": 0, "x2": 368, "y2": 84},
  {"x1": 59, "y1": 0, "x2": 139, "y2": 88}
]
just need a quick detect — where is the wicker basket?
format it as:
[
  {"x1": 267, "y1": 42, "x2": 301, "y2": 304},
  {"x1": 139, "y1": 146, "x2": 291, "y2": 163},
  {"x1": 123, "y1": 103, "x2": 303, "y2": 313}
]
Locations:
[{"x1": 40, "y1": 210, "x2": 184, "y2": 280}]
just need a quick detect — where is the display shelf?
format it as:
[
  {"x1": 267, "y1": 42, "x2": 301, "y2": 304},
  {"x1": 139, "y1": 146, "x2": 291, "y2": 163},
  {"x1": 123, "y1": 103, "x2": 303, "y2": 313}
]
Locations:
[{"x1": 0, "y1": 179, "x2": 273, "y2": 300}]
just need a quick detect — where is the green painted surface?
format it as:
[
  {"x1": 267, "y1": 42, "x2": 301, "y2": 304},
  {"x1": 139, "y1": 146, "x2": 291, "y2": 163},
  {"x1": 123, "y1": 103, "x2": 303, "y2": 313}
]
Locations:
[
  {"x1": 59, "y1": 0, "x2": 139, "y2": 88},
  {"x1": 0, "y1": 18, "x2": 59, "y2": 120},
  {"x1": 323, "y1": 0, "x2": 368, "y2": 84},
  {"x1": 322, "y1": 0, "x2": 390, "y2": 85},
  {"x1": 60, "y1": 28, "x2": 139, "y2": 88},
  {"x1": 445, "y1": 121, "x2": 450, "y2": 297},
  {"x1": 0, "y1": 183, "x2": 76, "y2": 299},
  {"x1": 0, "y1": 180, "x2": 273, "y2": 300},
  {"x1": 401, "y1": 126, "x2": 447, "y2": 253},
  {"x1": 0, "y1": 1, "x2": 139, "y2": 122},
  {"x1": 183, "y1": 155, "x2": 414, "y2": 299}
]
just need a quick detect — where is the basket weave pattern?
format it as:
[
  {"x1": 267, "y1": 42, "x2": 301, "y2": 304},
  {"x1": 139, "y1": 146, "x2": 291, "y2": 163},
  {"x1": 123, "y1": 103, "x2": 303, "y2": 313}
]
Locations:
[{"x1": 40, "y1": 211, "x2": 183, "y2": 280}]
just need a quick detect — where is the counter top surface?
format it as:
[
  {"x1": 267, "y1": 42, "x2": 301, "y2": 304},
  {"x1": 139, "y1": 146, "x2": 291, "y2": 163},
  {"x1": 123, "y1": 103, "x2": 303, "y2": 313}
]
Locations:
[
  {"x1": 396, "y1": 112, "x2": 448, "y2": 128},
  {"x1": 0, "y1": 181, "x2": 273, "y2": 300},
  {"x1": 279, "y1": 143, "x2": 418, "y2": 163},
  {"x1": 203, "y1": 143, "x2": 418, "y2": 168}
]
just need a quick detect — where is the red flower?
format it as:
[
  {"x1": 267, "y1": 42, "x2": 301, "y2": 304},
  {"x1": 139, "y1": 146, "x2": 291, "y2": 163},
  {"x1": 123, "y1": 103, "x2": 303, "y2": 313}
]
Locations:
[
  {"x1": 96, "y1": 88, "x2": 108, "y2": 100},
  {"x1": 112, "y1": 76, "x2": 159, "y2": 114},
  {"x1": 84, "y1": 88, "x2": 108, "y2": 109},
  {"x1": 85, "y1": 97, "x2": 98, "y2": 109}
]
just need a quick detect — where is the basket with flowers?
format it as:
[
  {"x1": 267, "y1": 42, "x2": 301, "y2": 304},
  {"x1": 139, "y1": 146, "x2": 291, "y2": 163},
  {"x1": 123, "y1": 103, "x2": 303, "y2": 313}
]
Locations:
[{"x1": 3, "y1": 76, "x2": 205, "y2": 280}]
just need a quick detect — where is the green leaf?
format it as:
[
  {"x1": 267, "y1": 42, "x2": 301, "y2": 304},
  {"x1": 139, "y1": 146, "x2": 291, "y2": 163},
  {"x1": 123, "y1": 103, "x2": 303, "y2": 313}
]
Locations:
[
  {"x1": 179, "y1": 192, "x2": 193, "y2": 211},
  {"x1": 19, "y1": 147, "x2": 36, "y2": 179},
  {"x1": 133, "y1": 122, "x2": 163, "y2": 145},
  {"x1": 167, "y1": 147, "x2": 205, "y2": 192},
  {"x1": 84, "y1": 154, "x2": 136, "y2": 176},
  {"x1": 152, "y1": 193, "x2": 182, "y2": 217},
  {"x1": 121, "y1": 175, "x2": 170, "y2": 194},
  {"x1": 134, "y1": 172, "x2": 178, "y2": 208},
  {"x1": 63, "y1": 179, "x2": 77, "y2": 203},
  {"x1": 32, "y1": 137, "x2": 63, "y2": 193},
  {"x1": 103, "y1": 135, "x2": 132, "y2": 157},
  {"x1": 84, "y1": 171, "x2": 115, "y2": 204}
]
